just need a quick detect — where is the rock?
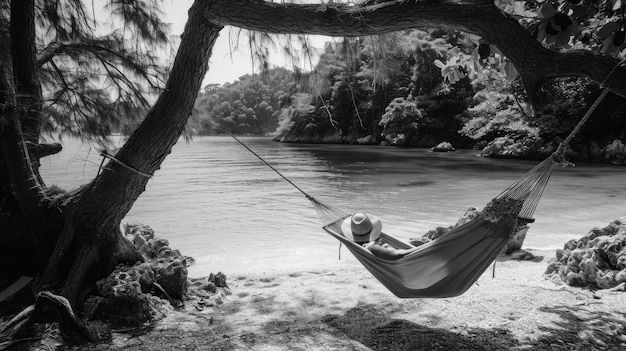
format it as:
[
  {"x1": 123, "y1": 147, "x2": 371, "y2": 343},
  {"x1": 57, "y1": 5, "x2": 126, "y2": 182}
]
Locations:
[
  {"x1": 544, "y1": 218, "x2": 626, "y2": 290},
  {"x1": 565, "y1": 271, "x2": 586, "y2": 287},
  {"x1": 356, "y1": 135, "x2": 377, "y2": 145},
  {"x1": 147, "y1": 238, "x2": 170, "y2": 259},
  {"x1": 563, "y1": 239, "x2": 578, "y2": 251},
  {"x1": 455, "y1": 208, "x2": 479, "y2": 229},
  {"x1": 125, "y1": 223, "x2": 155, "y2": 240},
  {"x1": 601, "y1": 139, "x2": 626, "y2": 165},
  {"x1": 209, "y1": 272, "x2": 228, "y2": 288},
  {"x1": 507, "y1": 249, "x2": 543, "y2": 262},
  {"x1": 154, "y1": 259, "x2": 188, "y2": 301},
  {"x1": 86, "y1": 224, "x2": 194, "y2": 325},
  {"x1": 84, "y1": 263, "x2": 171, "y2": 326},
  {"x1": 616, "y1": 269, "x2": 626, "y2": 283},
  {"x1": 410, "y1": 207, "x2": 483, "y2": 246},
  {"x1": 504, "y1": 223, "x2": 529, "y2": 254},
  {"x1": 408, "y1": 238, "x2": 429, "y2": 247},
  {"x1": 420, "y1": 226, "x2": 452, "y2": 242},
  {"x1": 545, "y1": 261, "x2": 559, "y2": 275},
  {"x1": 481, "y1": 135, "x2": 543, "y2": 159},
  {"x1": 430, "y1": 141, "x2": 455, "y2": 152},
  {"x1": 388, "y1": 133, "x2": 406, "y2": 146},
  {"x1": 203, "y1": 282, "x2": 217, "y2": 293}
]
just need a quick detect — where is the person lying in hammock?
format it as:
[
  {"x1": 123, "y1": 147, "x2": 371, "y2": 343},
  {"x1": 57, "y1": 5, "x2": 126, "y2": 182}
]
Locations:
[{"x1": 341, "y1": 212, "x2": 415, "y2": 260}]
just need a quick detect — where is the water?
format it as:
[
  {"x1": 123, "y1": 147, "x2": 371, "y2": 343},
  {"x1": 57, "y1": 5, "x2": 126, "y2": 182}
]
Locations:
[{"x1": 40, "y1": 136, "x2": 626, "y2": 276}]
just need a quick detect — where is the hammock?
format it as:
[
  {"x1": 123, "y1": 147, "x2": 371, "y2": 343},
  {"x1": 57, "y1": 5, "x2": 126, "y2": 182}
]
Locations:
[
  {"x1": 225, "y1": 61, "x2": 621, "y2": 298},
  {"x1": 311, "y1": 156, "x2": 554, "y2": 298},
  {"x1": 230, "y1": 131, "x2": 558, "y2": 298}
]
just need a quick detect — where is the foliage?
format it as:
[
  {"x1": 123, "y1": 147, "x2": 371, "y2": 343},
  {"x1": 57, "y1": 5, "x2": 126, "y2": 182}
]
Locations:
[
  {"x1": 273, "y1": 92, "x2": 339, "y2": 141},
  {"x1": 185, "y1": 1, "x2": 625, "y2": 157},
  {"x1": 533, "y1": 77, "x2": 626, "y2": 145},
  {"x1": 431, "y1": 0, "x2": 626, "y2": 102},
  {"x1": 461, "y1": 71, "x2": 537, "y2": 143},
  {"x1": 273, "y1": 29, "x2": 476, "y2": 146},
  {"x1": 520, "y1": 0, "x2": 626, "y2": 55},
  {"x1": 192, "y1": 67, "x2": 297, "y2": 135},
  {"x1": 14, "y1": 0, "x2": 174, "y2": 145}
]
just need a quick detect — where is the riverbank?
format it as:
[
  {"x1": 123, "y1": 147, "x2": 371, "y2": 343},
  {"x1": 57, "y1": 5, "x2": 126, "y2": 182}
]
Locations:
[{"x1": 74, "y1": 249, "x2": 626, "y2": 351}]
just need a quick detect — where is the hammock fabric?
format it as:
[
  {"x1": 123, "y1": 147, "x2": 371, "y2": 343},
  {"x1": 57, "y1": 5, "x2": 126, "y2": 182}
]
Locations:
[{"x1": 308, "y1": 155, "x2": 557, "y2": 298}]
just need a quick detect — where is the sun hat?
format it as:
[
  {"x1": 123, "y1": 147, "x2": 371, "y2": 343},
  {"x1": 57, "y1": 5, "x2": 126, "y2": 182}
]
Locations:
[{"x1": 341, "y1": 212, "x2": 382, "y2": 243}]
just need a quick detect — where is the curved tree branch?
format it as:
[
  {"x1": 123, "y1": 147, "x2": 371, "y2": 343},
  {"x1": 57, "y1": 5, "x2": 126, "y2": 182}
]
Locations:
[{"x1": 199, "y1": 0, "x2": 626, "y2": 101}]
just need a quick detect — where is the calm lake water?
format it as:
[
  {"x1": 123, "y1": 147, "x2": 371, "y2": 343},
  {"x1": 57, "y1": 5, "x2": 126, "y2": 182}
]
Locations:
[{"x1": 40, "y1": 136, "x2": 626, "y2": 276}]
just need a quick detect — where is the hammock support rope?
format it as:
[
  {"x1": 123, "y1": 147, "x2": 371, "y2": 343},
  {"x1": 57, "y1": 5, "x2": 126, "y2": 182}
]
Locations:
[{"x1": 224, "y1": 61, "x2": 620, "y2": 297}]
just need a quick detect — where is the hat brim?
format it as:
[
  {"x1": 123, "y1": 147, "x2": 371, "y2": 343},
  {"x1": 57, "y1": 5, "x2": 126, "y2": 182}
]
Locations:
[{"x1": 341, "y1": 214, "x2": 382, "y2": 243}]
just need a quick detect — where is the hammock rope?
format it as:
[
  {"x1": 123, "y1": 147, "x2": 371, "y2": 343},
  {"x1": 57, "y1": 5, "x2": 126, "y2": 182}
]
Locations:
[
  {"x1": 223, "y1": 128, "x2": 313, "y2": 200},
  {"x1": 555, "y1": 57, "x2": 626, "y2": 157},
  {"x1": 221, "y1": 127, "x2": 350, "y2": 224}
]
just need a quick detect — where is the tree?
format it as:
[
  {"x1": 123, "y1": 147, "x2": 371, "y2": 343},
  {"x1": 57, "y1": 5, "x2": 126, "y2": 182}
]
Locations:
[
  {"x1": 2, "y1": 0, "x2": 626, "y2": 343},
  {"x1": 202, "y1": 0, "x2": 626, "y2": 103},
  {"x1": 1, "y1": 0, "x2": 217, "y2": 340},
  {"x1": 192, "y1": 67, "x2": 296, "y2": 135}
]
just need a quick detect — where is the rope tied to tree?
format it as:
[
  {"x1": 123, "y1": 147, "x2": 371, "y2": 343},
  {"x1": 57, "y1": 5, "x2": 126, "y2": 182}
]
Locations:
[
  {"x1": 99, "y1": 150, "x2": 153, "y2": 178},
  {"x1": 553, "y1": 57, "x2": 626, "y2": 163}
]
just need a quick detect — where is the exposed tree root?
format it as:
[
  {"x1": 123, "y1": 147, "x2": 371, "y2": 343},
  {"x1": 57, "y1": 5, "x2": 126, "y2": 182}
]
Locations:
[{"x1": 0, "y1": 291, "x2": 104, "y2": 348}]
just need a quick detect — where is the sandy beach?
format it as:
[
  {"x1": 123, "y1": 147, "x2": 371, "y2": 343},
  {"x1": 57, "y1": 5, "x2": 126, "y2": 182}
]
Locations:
[{"x1": 69, "y1": 249, "x2": 626, "y2": 351}]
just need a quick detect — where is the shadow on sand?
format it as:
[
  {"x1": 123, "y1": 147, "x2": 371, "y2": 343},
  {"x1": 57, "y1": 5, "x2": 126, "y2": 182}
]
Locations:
[{"x1": 320, "y1": 302, "x2": 626, "y2": 351}]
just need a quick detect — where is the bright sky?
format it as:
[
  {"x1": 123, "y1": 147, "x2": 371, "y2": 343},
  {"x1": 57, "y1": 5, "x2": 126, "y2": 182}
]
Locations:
[{"x1": 162, "y1": 0, "x2": 330, "y2": 87}]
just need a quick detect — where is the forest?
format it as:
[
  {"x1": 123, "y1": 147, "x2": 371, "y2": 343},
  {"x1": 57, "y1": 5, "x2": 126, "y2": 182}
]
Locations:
[{"x1": 194, "y1": 27, "x2": 626, "y2": 163}]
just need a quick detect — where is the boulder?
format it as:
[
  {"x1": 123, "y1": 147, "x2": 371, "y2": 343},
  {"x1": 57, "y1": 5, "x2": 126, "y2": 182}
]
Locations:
[
  {"x1": 430, "y1": 141, "x2": 455, "y2": 152},
  {"x1": 208, "y1": 272, "x2": 228, "y2": 288},
  {"x1": 481, "y1": 135, "x2": 543, "y2": 159},
  {"x1": 504, "y1": 222, "x2": 529, "y2": 254},
  {"x1": 84, "y1": 224, "x2": 194, "y2": 325},
  {"x1": 388, "y1": 133, "x2": 406, "y2": 146},
  {"x1": 154, "y1": 258, "x2": 188, "y2": 301},
  {"x1": 409, "y1": 207, "x2": 480, "y2": 245},
  {"x1": 356, "y1": 135, "x2": 377, "y2": 145},
  {"x1": 84, "y1": 263, "x2": 171, "y2": 326},
  {"x1": 544, "y1": 218, "x2": 626, "y2": 290},
  {"x1": 409, "y1": 205, "x2": 538, "y2": 258},
  {"x1": 601, "y1": 139, "x2": 626, "y2": 165}
]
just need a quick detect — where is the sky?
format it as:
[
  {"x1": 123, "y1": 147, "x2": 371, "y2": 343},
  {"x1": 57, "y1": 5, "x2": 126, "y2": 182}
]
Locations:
[{"x1": 161, "y1": 0, "x2": 330, "y2": 87}]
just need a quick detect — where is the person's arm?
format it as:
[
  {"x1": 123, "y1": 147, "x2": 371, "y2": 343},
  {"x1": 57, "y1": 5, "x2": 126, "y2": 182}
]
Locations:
[{"x1": 366, "y1": 242, "x2": 412, "y2": 260}]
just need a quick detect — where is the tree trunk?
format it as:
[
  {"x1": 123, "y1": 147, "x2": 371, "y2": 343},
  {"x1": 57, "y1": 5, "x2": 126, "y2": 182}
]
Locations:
[
  {"x1": 1, "y1": 0, "x2": 61, "y2": 278},
  {"x1": 1, "y1": 0, "x2": 223, "y2": 313},
  {"x1": 35, "y1": 2, "x2": 224, "y2": 307},
  {"x1": 9, "y1": 0, "x2": 42, "y2": 145}
]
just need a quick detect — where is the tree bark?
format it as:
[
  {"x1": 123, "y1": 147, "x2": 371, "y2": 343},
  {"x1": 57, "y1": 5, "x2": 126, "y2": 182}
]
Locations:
[
  {"x1": 199, "y1": 0, "x2": 626, "y2": 103},
  {"x1": 10, "y1": 0, "x2": 42, "y2": 145},
  {"x1": 1, "y1": 0, "x2": 64, "y2": 279}
]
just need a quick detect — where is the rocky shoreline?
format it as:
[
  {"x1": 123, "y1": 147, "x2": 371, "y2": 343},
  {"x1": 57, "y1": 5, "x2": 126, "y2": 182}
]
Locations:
[{"x1": 272, "y1": 131, "x2": 626, "y2": 165}]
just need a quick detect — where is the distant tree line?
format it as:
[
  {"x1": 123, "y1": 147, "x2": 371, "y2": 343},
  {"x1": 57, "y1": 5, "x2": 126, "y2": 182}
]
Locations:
[
  {"x1": 190, "y1": 67, "x2": 299, "y2": 135},
  {"x1": 192, "y1": 28, "x2": 625, "y2": 162}
]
